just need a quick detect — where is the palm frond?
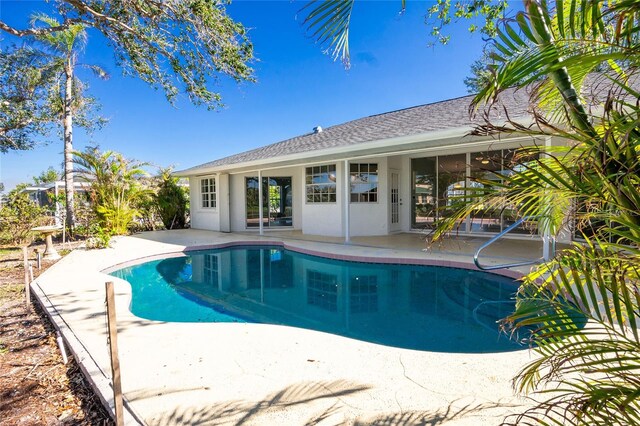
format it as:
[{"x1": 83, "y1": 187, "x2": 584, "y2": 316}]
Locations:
[
  {"x1": 80, "y1": 63, "x2": 109, "y2": 80},
  {"x1": 434, "y1": 4, "x2": 640, "y2": 423},
  {"x1": 30, "y1": 13, "x2": 87, "y2": 56},
  {"x1": 300, "y1": 0, "x2": 356, "y2": 68}
]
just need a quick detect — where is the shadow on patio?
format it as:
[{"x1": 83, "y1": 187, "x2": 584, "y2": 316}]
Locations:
[{"x1": 142, "y1": 379, "x2": 513, "y2": 426}]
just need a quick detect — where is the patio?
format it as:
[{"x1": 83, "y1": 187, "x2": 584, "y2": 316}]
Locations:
[{"x1": 32, "y1": 230, "x2": 545, "y2": 425}]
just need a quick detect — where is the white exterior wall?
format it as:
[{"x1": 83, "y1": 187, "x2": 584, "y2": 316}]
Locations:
[
  {"x1": 189, "y1": 174, "x2": 221, "y2": 231},
  {"x1": 301, "y1": 162, "x2": 344, "y2": 237},
  {"x1": 229, "y1": 173, "x2": 244, "y2": 232},
  {"x1": 349, "y1": 157, "x2": 389, "y2": 236},
  {"x1": 188, "y1": 135, "x2": 571, "y2": 239},
  {"x1": 218, "y1": 174, "x2": 230, "y2": 232}
]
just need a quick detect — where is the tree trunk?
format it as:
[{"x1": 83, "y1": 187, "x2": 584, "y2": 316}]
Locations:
[
  {"x1": 525, "y1": 0, "x2": 640, "y2": 233},
  {"x1": 63, "y1": 60, "x2": 75, "y2": 233},
  {"x1": 525, "y1": 0, "x2": 595, "y2": 136}
]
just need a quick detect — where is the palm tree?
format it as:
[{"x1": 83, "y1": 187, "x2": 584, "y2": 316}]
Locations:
[
  {"x1": 31, "y1": 14, "x2": 108, "y2": 233},
  {"x1": 433, "y1": 2, "x2": 640, "y2": 424},
  {"x1": 300, "y1": 0, "x2": 508, "y2": 68},
  {"x1": 73, "y1": 146, "x2": 148, "y2": 237},
  {"x1": 302, "y1": 1, "x2": 640, "y2": 424}
]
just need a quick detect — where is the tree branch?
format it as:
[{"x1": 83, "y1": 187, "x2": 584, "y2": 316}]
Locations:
[
  {"x1": 0, "y1": 19, "x2": 82, "y2": 37},
  {"x1": 64, "y1": 0, "x2": 137, "y2": 33}
]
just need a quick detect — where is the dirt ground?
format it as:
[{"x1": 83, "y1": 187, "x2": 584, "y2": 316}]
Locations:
[{"x1": 0, "y1": 241, "x2": 112, "y2": 425}]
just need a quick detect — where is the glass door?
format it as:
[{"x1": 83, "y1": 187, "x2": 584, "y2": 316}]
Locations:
[
  {"x1": 411, "y1": 150, "x2": 540, "y2": 234},
  {"x1": 390, "y1": 170, "x2": 401, "y2": 232},
  {"x1": 411, "y1": 158, "x2": 437, "y2": 229},
  {"x1": 246, "y1": 177, "x2": 293, "y2": 228},
  {"x1": 411, "y1": 154, "x2": 466, "y2": 231}
]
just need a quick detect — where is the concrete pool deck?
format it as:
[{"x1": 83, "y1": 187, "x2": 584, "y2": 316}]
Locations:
[{"x1": 32, "y1": 230, "x2": 544, "y2": 425}]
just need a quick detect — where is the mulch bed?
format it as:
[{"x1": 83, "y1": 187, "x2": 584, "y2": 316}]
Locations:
[{"x1": 0, "y1": 242, "x2": 112, "y2": 425}]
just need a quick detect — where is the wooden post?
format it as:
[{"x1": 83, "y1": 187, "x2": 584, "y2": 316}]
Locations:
[
  {"x1": 105, "y1": 282, "x2": 124, "y2": 426},
  {"x1": 22, "y1": 247, "x2": 30, "y2": 311}
]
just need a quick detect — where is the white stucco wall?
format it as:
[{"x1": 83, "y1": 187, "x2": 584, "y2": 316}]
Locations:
[
  {"x1": 348, "y1": 157, "x2": 389, "y2": 237},
  {"x1": 229, "y1": 173, "x2": 244, "y2": 232},
  {"x1": 301, "y1": 162, "x2": 344, "y2": 237},
  {"x1": 218, "y1": 174, "x2": 230, "y2": 232},
  {"x1": 189, "y1": 174, "x2": 221, "y2": 231}
]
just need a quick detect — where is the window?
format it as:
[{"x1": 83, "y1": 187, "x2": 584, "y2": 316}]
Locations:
[
  {"x1": 350, "y1": 163, "x2": 378, "y2": 203},
  {"x1": 305, "y1": 165, "x2": 337, "y2": 203},
  {"x1": 307, "y1": 270, "x2": 338, "y2": 312},
  {"x1": 200, "y1": 177, "x2": 216, "y2": 208},
  {"x1": 203, "y1": 254, "x2": 219, "y2": 286},
  {"x1": 350, "y1": 275, "x2": 378, "y2": 313}
]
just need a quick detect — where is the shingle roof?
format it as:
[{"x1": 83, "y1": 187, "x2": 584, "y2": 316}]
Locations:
[
  {"x1": 180, "y1": 86, "x2": 532, "y2": 174},
  {"x1": 180, "y1": 73, "x2": 640, "y2": 174}
]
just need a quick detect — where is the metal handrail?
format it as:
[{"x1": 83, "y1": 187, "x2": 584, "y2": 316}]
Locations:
[{"x1": 473, "y1": 216, "x2": 555, "y2": 271}]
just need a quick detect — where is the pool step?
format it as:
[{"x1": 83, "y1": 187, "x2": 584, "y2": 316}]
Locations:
[{"x1": 438, "y1": 283, "x2": 515, "y2": 326}]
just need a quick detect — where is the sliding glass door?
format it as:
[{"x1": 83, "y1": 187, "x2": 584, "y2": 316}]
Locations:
[
  {"x1": 246, "y1": 177, "x2": 293, "y2": 228},
  {"x1": 411, "y1": 150, "x2": 539, "y2": 234},
  {"x1": 411, "y1": 154, "x2": 467, "y2": 230},
  {"x1": 411, "y1": 157, "x2": 437, "y2": 228},
  {"x1": 437, "y1": 154, "x2": 468, "y2": 232}
]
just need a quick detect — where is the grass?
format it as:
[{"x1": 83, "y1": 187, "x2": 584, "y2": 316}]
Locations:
[
  {"x1": 0, "y1": 282, "x2": 23, "y2": 303},
  {"x1": 0, "y1": 277, "x2": 23, "y2": 356},
  {"x1": 0, "y1": 248, "x2": 18, "y2": 257}
]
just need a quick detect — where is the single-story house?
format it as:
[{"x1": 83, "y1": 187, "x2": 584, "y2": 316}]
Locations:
[
  {"x1": 22, "y1": 181, "x2": 91, "y2": 225},
  {"x1": 176, "y1": 87, "x2": 566, "y2": 242}
]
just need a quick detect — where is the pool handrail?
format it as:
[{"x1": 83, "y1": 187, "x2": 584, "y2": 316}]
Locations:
[{"x1": 473, "y1": 216, "x2": 556, "y2": 271}]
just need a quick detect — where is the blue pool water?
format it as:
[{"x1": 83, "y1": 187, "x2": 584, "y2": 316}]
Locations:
[{"x1": 111, "y1": 245, "x2": 527, "y2": 353}]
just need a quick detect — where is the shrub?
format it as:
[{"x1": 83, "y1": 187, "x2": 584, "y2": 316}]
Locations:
[
  {"x1": 155, "y1": 168, "x2": 189, "y2": 229},
  {"x1": 74, "y1": 146, "x2": 148, "y2": 236},
  {"x1": 0, "y1": 186, "x2": 50, "y2": 245}
]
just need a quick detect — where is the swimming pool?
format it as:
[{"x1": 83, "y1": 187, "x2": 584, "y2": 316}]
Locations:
[{"x1": 111, "y1": 245, "x2": 526, "y2": 353}]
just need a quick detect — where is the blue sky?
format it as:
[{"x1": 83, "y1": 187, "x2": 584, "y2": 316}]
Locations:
[{"x1": 1, "y1": 0, "x2": 492, "y2": 191}]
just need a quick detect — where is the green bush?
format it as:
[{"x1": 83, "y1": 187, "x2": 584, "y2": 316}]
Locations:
[
  {"x1": 0, "y1": 186, "x2": 50, "y2": 245},
  {"x1": 155, "y1": 168, "x2": 188, "y2": 230},
  {"x1": 74, "y1": 146, "x2": 148, "y2": 236},
  {"x1": 133, "y1": 190, "x2": 159, "y2": 232}
]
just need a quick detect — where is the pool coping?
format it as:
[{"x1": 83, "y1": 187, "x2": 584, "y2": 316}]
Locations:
[
  {"x1": 31, "y1": 277, "x2": 145, "y2": 424},
  {"x1": 102, "y1": 239, "x2": 525, "y2": 281},
  {"x1": 31, "y1": 231, "x2": 535, "y2": 425}
]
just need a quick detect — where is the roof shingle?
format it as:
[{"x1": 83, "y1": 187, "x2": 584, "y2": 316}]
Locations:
[{"x1": 180, "y1": 87, "x2": 532, "y2": 173}]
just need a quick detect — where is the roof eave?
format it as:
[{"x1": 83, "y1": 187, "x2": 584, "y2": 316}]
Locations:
[{"x1": 175, "y1": 125, "x2": 478, "y2": 177}]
